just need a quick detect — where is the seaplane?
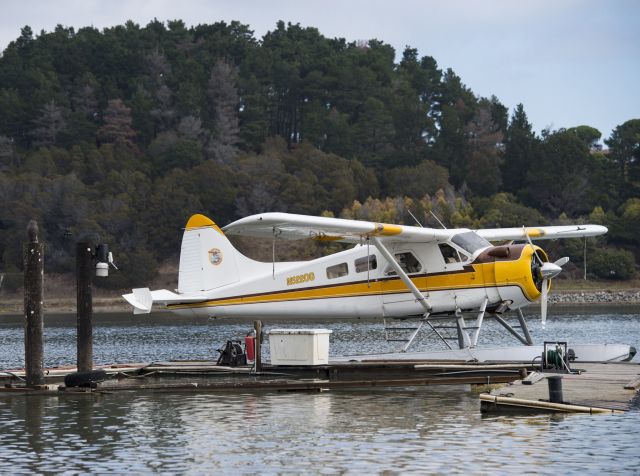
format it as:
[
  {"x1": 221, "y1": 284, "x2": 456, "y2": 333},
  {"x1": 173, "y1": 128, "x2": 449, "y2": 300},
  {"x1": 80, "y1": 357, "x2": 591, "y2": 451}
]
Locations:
[{"x1": 123, "y1": 213, "x2": 636, "y2": 362}]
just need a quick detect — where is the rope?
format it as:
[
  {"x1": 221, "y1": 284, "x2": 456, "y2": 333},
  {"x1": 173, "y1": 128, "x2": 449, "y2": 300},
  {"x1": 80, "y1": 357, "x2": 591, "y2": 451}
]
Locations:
[{"x1": 0, "y1": 371, "x2": 26, "y2": 382}]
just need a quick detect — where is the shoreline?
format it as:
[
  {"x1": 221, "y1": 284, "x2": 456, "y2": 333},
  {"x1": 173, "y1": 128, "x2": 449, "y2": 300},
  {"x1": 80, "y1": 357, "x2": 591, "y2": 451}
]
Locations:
[
  {"x1": 550, "y1": 290, "x2": 640, "y2": 305},
  {"x1": 1, "y1": 289, "x2": 639, "y2": 315}
]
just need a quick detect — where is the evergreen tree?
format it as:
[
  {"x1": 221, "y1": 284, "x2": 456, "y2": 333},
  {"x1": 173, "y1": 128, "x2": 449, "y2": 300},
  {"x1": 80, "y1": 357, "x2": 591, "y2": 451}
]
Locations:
[
  {"x1": 606, "y1": 119, "x2": 640, "y2": 192},
  {"x1": 463, "y1": 101, "x2": 503, "y2": 197},
  {"x1": 31, "y1": 100, "x2": 67, "y2": 147},
  {"x1": 206, "y1": 60, "x2": 240, "y2": 163},
  {"x1": 522, "y1": 130, "x2": 592, "y2": 216},
  {"x1": 97, "y1": 99, "x2": 136, "y2": 147},
  {"x1": 502, "y1": 104, "x2": 536, "y2": 194}
]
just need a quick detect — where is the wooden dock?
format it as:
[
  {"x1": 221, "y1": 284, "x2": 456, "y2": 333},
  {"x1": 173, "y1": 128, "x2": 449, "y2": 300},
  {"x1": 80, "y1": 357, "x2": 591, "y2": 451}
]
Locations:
[
  {"x1": 4, "y1": 359, "x2": 638, "y2": 415},
  {"x1": 0, "y1": 359, "x2": 533, "y2": 395},
  {"x1": 481, "y1": 362, "x2": 640, "y2": 414}
]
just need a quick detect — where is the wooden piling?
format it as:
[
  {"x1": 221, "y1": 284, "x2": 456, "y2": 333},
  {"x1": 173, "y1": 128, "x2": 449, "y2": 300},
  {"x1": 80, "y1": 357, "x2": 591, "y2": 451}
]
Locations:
[
  {"x1": 24, "y1": 220, "x2": 44, "y2": 387},
  {"x1": 76, "y1": 242, "x2": 93, "y2": 373},
  {"x1": 254, "y1": 320, "x2": 263, "y2": 372}
]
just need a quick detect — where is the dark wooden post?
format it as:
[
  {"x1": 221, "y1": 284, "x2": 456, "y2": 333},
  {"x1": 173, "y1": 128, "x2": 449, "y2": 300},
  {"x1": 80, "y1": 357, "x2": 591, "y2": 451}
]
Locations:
[
  {"x1": 76, "y1": 242, "x2": 93, "y2": 372},
  {"x1": 24, "y1": 220, "x2": 44, "y2": 387},
  {"x1": 254, "y1": 320, "x2": 263, "y2": 372}
]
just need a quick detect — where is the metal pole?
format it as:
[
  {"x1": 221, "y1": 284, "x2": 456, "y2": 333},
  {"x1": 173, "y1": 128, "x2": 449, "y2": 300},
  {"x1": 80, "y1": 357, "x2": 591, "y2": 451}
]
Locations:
[
  {"x1": 76, "y1": 242, "x2": 93, "y2": 372},
  {"x1": 24, "y1": 220, "x2": 44, "y2": 387},
  {"x1": 254, "y1": 320, "x2": 263, "y2": 372}
]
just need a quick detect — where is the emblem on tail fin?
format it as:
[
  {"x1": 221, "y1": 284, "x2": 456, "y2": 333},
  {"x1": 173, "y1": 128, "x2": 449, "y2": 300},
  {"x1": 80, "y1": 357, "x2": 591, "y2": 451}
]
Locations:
[{"x1": 208, "y1": 248, "x2": 223, "y2": 265}]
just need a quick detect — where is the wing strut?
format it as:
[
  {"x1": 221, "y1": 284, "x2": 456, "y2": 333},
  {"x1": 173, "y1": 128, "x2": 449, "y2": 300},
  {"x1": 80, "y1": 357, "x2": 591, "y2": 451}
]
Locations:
[
  {"x1": 366, "y1": 237, "x2": 371, "y2": 288},
  {"x1": 372, "y1": 237, "x2": 431, "y2": 314}
]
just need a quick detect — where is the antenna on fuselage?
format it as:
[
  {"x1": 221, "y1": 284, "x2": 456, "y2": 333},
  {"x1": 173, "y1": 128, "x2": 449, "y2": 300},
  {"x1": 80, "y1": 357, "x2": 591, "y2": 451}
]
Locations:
[
  {"x1": 407, "y1": 209, "x2": 424, "y2": 228},
  {"x1": 429, "y1": 210, "x2": 447, "y2": 229}
]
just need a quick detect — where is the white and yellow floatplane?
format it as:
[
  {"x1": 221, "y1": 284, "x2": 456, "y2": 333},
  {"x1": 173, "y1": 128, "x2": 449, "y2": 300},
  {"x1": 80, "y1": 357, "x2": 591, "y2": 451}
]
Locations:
[{"x1": 123, "y1": 213, "x2": 635, "y2": 362}]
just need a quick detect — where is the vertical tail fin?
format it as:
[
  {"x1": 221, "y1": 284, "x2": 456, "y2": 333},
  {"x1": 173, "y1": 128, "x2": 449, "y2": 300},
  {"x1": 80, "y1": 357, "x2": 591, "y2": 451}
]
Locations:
[{"x1": 178, "y1": 214, "x2": 241, "y2": 293}]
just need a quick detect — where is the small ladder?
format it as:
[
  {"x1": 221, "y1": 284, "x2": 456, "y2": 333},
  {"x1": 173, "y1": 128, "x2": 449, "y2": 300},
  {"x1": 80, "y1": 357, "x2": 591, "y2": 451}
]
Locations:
[
  {"x1": 423, "y1": 321, "x2": 459, "y2": 350},
  {"x1": 384, "y1": 299, "x2": 489, "y2": 352},
  {"x1": 426, "y1": 310, "x2": 481, "y2": 350},
  {"x1": 383, "y1": 313, "x2": 430, "y2": 352}
]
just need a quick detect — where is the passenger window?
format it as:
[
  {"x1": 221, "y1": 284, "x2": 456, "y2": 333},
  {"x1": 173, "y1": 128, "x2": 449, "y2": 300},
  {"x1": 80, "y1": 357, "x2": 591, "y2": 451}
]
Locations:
[
  {"x1": 385, "y1": 252, "x2": 422, "y2": 275},
  {"x1": 355, "y1": 255, "x2": 377, "y2": 273},
  {"x1": 439, "y1": 243, "x2": 463, "y2": 263},
  {"x1": 326, "y1": 262, "x2": 348, "y2": 279}
]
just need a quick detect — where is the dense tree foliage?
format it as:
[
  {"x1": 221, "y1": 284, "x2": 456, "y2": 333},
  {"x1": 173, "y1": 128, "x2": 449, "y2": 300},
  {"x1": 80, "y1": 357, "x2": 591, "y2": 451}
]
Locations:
[{"x1": 0, "y1": 20, "x2": 638, "y2": 288}]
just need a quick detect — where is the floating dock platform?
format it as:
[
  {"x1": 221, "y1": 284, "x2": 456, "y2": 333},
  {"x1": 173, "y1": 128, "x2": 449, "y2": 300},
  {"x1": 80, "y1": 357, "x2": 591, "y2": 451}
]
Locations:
[
  {"x1": 480, "y1": 362, "x2": 640, "y2": 414},
  {"x1": 1, "y1": 358, "x2": 533, "y2": 395},
  {"x1": 3, "y1": 358, "x2": 638, "y2": 415}
]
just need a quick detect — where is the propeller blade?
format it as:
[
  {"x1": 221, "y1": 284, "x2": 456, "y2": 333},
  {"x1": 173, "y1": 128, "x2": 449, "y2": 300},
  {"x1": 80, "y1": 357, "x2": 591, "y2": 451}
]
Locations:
[
  {"x1": 554, "y1": 256, "x2": 570, "y2": 267},
  {"x1": 541, "y1": 278, "x2": 548, "y2": 329}
]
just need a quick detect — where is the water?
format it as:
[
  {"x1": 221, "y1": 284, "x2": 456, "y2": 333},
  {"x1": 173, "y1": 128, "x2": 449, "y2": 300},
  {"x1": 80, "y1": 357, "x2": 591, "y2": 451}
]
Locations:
[
  {"x1": 1, "y1": 307, "x2": 638, "y2": 368},
  {"x1": 0, "y1": 306, "x2": 639, "y2": 473}
]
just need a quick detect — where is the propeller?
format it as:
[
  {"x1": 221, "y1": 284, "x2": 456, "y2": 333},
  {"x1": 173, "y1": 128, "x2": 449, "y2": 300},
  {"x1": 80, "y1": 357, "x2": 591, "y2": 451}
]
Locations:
[{"x1": 522, "y1": 227, "x2": 569, "y2": 328}]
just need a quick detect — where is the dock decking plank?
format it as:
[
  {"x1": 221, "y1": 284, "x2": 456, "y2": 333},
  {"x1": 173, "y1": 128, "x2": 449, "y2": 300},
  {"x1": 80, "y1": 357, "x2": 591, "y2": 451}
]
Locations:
[{"x1": 483, "y1": 362, "x2": 639, "y2": 413}]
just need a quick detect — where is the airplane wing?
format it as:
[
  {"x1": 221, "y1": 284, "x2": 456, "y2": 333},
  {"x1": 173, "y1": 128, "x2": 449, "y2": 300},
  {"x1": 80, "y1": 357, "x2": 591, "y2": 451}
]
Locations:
[
  {"x1": 222, "y1": 212, "x2": 452, "y2": 243},
  {"x1": 476, "y1": 225, "x2": 608, "y2": 242},
  {"x1": 223, "y1": 213, "x2": 607, "y2": 244}
]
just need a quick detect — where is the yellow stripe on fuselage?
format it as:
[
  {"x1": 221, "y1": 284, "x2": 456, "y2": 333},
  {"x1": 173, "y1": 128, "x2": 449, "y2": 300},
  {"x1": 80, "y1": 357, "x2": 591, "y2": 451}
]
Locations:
[{"x1": 168, "y1": 248, "x2": 542, "y2": 310}]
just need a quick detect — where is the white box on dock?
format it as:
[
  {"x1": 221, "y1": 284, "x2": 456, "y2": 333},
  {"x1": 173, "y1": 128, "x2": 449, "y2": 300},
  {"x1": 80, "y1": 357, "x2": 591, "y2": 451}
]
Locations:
[{"x1": 268, "y1": 329, "x2": 332, "y2": 366}]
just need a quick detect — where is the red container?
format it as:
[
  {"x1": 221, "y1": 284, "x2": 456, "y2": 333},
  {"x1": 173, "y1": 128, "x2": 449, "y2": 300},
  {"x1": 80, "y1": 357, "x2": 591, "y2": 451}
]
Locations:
[{"x1": 245, "y1": 335, "x2": 255, "y2": 361}]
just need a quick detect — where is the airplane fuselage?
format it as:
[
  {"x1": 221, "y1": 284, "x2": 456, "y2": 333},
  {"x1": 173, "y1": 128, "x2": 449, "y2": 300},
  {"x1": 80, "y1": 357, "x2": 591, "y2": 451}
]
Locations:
[{"x1": 166, "y1": 241, "x2": 544, "y2": 319}]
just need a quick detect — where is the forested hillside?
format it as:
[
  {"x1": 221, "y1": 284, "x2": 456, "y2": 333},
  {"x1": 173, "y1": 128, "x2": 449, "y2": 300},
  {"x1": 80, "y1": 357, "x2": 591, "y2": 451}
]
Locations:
[{"x1": 0, "y1": 19, "x2": 638, "y2": 289}]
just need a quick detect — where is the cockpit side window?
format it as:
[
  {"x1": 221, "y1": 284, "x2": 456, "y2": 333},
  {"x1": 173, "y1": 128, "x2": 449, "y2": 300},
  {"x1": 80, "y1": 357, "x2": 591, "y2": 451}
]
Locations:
[
  {"x1": 326, "y1": 262, "x2": 348, "y2": 279},
  {"x1": 451, "y1": 231, "x2": 491, "y2": 254},
  {"x1": 355, "y1": 255, "x2": 377, "y2": 273},
  {"x1": 439, "y1": 243, "x2": 463, "y2": 263},
  {"x1": 385, "y1": 252, "x2": 422, "y2": 275}
]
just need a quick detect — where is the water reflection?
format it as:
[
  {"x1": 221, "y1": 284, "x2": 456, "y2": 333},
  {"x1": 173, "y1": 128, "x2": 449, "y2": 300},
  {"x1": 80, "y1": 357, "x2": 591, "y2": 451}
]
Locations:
[
  {"x1": 0, "y1": 386, "x2": 638, "y2": 473},
  {"x1": 0, "y1": 308, "x2": 639, "y2": 473}
]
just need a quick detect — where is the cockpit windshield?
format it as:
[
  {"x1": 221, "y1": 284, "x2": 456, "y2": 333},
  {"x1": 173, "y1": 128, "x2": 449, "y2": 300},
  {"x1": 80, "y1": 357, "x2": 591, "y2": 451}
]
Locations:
[{"x1": 451, "y1": 231, "x2": 491, "y2": 254}]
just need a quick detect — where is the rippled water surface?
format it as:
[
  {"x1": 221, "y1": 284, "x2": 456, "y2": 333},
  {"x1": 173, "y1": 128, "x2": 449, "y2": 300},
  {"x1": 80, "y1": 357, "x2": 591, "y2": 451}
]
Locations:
[{"x1": 0, "y1": 306, "x2": 639, "y2": 473}]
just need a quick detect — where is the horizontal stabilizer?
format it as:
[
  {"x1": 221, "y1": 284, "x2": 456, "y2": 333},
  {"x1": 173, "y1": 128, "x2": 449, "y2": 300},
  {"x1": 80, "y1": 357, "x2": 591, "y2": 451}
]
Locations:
[
  {"x1": 130, "y1": 288, "x2": 152, "y2": 314},
  {"x1": 122, "y1": 288, "x2": 206, "y2": 314}
]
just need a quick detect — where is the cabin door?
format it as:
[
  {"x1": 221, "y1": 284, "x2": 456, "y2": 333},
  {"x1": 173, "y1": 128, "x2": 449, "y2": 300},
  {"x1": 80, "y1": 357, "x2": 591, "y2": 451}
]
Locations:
[{"x1": 381, "y1": 249, "x2": 427, "y2": 317}]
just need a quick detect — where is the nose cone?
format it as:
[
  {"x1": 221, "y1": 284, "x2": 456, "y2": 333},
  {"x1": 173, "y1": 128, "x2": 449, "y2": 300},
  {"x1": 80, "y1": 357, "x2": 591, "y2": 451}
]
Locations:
[{"x1": 540, "y1": 262, "x2": 563, "y2": 280}]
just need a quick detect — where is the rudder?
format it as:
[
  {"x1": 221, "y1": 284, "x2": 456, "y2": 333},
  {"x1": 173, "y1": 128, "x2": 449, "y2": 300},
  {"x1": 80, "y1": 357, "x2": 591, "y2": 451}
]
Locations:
[{"x1": 178, "y1": 214, "x2": 241, "y2": 293}]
